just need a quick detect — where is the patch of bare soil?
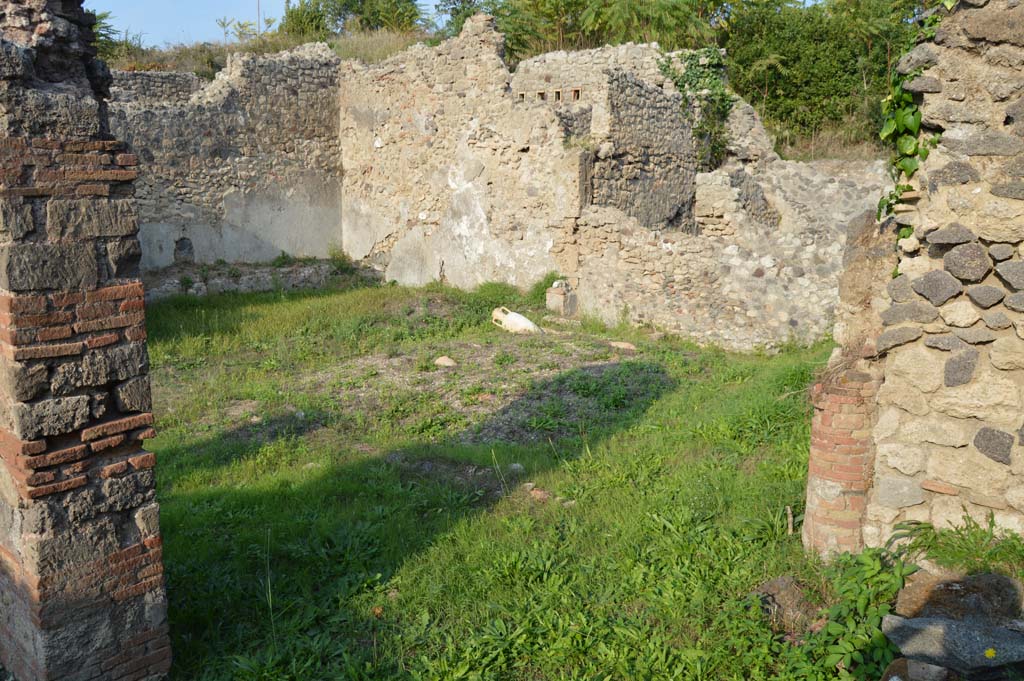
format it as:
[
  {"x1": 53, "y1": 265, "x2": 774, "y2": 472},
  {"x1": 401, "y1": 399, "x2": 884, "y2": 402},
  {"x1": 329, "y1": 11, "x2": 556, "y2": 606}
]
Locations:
[{"x1": 303, "y1": 334, "x2": 676, "y2": 444}]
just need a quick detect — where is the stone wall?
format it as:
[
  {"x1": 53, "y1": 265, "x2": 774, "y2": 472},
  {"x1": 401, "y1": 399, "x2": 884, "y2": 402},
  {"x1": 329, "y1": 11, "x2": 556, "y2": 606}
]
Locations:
[
  {"x1": 110, "y1": 71, "x2": 204, "y2": 106},
  {"x1": 111, "y1": 16, "x2": 888, "y2": 351},
  {"x1": 510, "y1": 42, "x2": 675, "y2": 107},
  {"x1": 804, "y1": 0, "x2": 1024, "y2": 555},
  {"x1": 109, "y1": 45, "x2": 342, "y2": 270},
  {"x1": 0, "y1": 1, "x2": 169, "y2": 679},
  {"x1": 338, "y1": 16, "x2": 584, "y2": 289}
]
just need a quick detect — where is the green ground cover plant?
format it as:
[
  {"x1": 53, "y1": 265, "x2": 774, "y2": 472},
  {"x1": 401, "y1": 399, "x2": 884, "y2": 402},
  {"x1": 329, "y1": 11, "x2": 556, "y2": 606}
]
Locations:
[{"x1": 146, "y1": 276, "x2": 913, "y2": 679}]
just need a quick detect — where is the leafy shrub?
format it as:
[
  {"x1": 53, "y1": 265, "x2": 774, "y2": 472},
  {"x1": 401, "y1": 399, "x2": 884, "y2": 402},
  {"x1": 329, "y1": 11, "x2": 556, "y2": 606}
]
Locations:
[{"x1": 788, "y1": 549, "x2": 914, "y2": 680}]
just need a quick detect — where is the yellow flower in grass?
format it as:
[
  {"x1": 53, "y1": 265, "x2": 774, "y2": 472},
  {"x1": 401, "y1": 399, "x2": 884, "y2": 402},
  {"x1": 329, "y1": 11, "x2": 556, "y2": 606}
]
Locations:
[{"x1": 985, "y1": 648, "x2": 997, "y2": 659}]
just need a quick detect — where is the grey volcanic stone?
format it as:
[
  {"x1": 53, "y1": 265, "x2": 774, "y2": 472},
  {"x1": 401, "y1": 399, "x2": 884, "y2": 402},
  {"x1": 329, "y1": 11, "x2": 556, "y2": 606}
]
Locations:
[
  {"x1": 993, "y1": 182, "x2": 1024, "y2": 200},
  {"x1": 897, "y1": 43, "x2": 938, "y2": 74},
  {"x1": 983, "y1": 310, "x2": 1013, "y2": 330},
  {"x1": 882, "y1": 301, "x2": 940, "y2": 326},
  {"x1": 930, "y1": 161, "x2": 981, "y2": 187},
  {"x1": 927, "y1": 334, "x2": 967, "y2": 352},
  {"x1": 888, "y1": 275, "x2": 916, "y2": 303},
  {"x1": 906, "y1": 76, "x2": 942, "y2": 93},
  {"x1": 1007, "y1": 292, "x2": 1024, "y2": 312},
  {"x1": 975, "y1": 428, "x2": 1015, "y2": 465},
  {"x1": 115, "y1": 377, "x2": 152, "y2": 413},
  {"x1": 954, "y1": 327, "x2": 998, "y2": 344},
  {"x1": 997, "y1": 261, "x2": 1024, "y2": 291},
  {"x1": 12, "y1": 396, "x2": 91, "y2": 440},
  {"x1": 945, "y1": 243, "x2": 992, "y2": 283},
  {"x1": 945, "y1": 349, "x2": 979, "y2": 387},
  {"x1": 967, "y1": 285, "x2": 1006, "y2": 308},
  {"x1": 944, "y1": 131, "x2": 1024, "y2": 157},
  {"x1": 990, "y1": 244, "x2": 1016, "y2": 262},
  {"x1": 913, "y1": 270, "x2": 964, "y2": 306},
  {"x1": 0, "y1": 242, "x2": 98, "y2": 292},
  {"x1": 877, "y1": 327, "x2": 924, "y2": 354},
  {"x1": 882, "y1": 615, "x2": 1024, "y2": 673},
  {"x1": 927, "y1": 224, "x2": 977, "y2": 246}
]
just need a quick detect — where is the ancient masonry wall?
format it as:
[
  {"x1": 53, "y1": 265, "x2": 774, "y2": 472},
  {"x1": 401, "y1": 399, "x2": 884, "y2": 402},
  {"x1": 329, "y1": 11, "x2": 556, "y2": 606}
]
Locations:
[
  {"x1": 109, "y1": 71, "x2": 203, "y2": 106},
  {"x1": 0, "y1": 1, "x2": 170, "y2": 680},
  {"x1": 109, "y1": 45, "x2": 342, "y2": 270},
  {"x1": 112, "y1": 15, "x2": 888, "y2": 351},
  {"x1": 804, "y1": 0, "x2": 1024, "y2": 555}
]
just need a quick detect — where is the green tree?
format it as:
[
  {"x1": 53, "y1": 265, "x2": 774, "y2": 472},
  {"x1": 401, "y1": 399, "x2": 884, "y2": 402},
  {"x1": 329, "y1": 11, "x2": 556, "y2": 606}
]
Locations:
[
  {"x1": 91, "y1": 9, "x2": 120, "y2": 58},
  {"x1": 582, "y1": 0, "x2": 712, "y2": 49},
  {"x1": 216, "y1": 17, "x2": 235, "y2": 43},
  {"x1": 232, "y1": 20, "x2": 258, "y2": 42},
  {"x1": 438, "y1": 0, "x2": 482, "y2": 35}
]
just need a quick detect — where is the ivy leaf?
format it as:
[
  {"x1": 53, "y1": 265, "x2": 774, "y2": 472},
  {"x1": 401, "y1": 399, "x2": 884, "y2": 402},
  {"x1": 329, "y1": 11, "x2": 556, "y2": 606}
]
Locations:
[
  {"x1": 879, "y1": 118, "x2": 897, "y2": 140},
  {"x1": 897, "y1": 135, "x2": 919, "y2": 156},
  {"x1": 902, "y1": 109, "x2": 922, "y2": 136},
  {"x1": 898, "y1": 156, "x2": 920, "y2": 177}
]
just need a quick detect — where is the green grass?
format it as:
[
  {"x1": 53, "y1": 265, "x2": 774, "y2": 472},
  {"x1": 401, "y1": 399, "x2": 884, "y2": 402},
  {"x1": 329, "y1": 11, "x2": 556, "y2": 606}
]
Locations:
[{"x1": 147, "y1": 278, "x2": 875, "y2": 680}]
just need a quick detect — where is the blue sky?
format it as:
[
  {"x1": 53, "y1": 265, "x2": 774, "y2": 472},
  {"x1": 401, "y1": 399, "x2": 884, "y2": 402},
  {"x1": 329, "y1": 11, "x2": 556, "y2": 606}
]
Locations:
[{"x1": 89, "y1": 1, "x2": 442, "y2": 47}]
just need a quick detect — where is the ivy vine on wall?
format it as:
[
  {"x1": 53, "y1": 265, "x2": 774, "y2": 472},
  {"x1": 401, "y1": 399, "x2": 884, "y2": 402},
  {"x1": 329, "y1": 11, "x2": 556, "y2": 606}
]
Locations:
[
  {"x1": 659, "y1": 48, "x2": 734, "y2": 172},
  {"x1": 876, "y1": 2, "x2": 955, "y2": 221}
]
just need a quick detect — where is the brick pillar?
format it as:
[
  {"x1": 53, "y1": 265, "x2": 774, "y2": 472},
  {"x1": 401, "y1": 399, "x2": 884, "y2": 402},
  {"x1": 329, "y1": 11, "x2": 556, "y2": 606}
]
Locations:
[
  {"x1": 0, "y1": 2, "x2": 170, "y2": 680},
  {"x1": 803, "y1": 368, "x2": 880, "y2": 557}
]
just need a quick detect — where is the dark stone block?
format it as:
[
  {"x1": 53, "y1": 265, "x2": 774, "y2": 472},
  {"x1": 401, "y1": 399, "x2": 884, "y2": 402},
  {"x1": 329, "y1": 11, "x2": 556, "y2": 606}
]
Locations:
[
  {"x1": 945, "y1": 349, "x2": 979, "y2": 387},
  {"x1": 927, "y1": 223, "x2": 977, "y2": 245},
  {"x1": 944, "y1": 243, "x2": 992, "y2": 283},
  {"x1": 913, "y1": 270, "x2": 964, "y2": 306},
  {"x1": 0, "y1": 242, "x2": 97, "y2": 292},
  {"x1": 882, "y1": 301, "x2": 940, "y2": 326},
  {"x1": 877, "y1": 327, "x2": 924, "y2": 354},
  {"x1": 974, "y1": 427, "x2": 1014, "y2": 465},
  {"x1": 967, "y1": 285, "x2": 1006, "y2": 308},
  {"x1": 997, "y1": 261, "x2": 1024, "y2": 291}
]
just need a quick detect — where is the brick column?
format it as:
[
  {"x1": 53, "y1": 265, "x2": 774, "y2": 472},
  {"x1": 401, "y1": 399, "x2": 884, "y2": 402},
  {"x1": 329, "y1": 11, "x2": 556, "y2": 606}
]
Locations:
[
  {"x1": 803, "y1": 369, "x2": 880, "y2": 557},
  {"x1": 0, "y1": 2, "x2": 170, "y2": 680}
]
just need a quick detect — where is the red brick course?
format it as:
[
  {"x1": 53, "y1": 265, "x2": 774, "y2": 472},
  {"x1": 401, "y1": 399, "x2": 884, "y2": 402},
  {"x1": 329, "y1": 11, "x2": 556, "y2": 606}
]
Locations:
[{"x1": 802, "y1": 369, "x2": 880, "y2": 556}]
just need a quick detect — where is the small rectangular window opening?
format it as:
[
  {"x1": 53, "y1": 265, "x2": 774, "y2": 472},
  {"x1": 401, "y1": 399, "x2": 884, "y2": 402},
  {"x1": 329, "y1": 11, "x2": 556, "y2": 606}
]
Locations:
[
  {"x1": 537, "y1": 92, "x2": 547, "y2": 101},
  {"x1": 518, "y1": 93, "x2": 525, "y2": 102},
  {"x1": 554, "y1": 90, "x2": 562, "y2": 102},
  {"x1": 572, "y1": 89, "x2": 582, "y2": 101}
]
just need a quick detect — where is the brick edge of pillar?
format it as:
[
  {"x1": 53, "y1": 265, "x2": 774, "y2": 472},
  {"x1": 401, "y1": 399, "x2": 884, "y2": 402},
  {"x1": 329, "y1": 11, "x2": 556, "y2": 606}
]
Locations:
[{"x1": 802, "y1": 367, "x2": 880, "y2": 558}]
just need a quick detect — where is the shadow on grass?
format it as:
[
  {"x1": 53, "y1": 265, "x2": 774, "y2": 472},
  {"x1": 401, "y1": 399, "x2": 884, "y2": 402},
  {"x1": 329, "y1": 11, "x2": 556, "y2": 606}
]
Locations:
[
  {"x1": 157, "y1": 361, "x2": 676, "y2": 679},
  {"x1": 145, "y1": 272, "x2": 380, "y2": 346}
]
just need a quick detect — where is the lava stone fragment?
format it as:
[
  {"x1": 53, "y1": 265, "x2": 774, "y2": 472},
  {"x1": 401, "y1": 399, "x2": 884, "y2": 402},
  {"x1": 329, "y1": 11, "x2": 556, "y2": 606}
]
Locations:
[
  {"x1": 954, "y1": 327, "x2": 998, "y2": 344},
  {"x1": 888, "y1": 275, "x2": 916, "y2": 304},
  {"x1": 944, "y1": 242, "x2": 992, "y2": 283},
  {"x1": 990, "y1": 244, "x2": 1016, "y2": 262},
  {"x1": 930, "y1": 161, "x2": 981, "y2": 187},
  {"x1": 992, "y1": 182, "x2": 1024, "y2": 200},
  {"x1": 926, "y1": 223, "x2": 977, "y2": 246},
  {"x1": 926, "y1": 334, "x2": 967, "y2": 352},
  {"x1": 877, "y1": 327, "x2": 924, "y2": 354},
  {"x1": 997, "y1": 261, "x2": 1024, "y2": 291},
  {"x1": 912, "y1": 270, "x2": 964, "y2": 306},
  {"x1": 974, "y1": 427, "x2": 1014, "y2": 465},
  {"x1": 1007, "y1": 292, "x2": 1024, "y2": 313},
  {"x1": 967, "y1": 285, "x2": 1006, "y2": 309},
  {"x1": 945, "y1": 349, "x2": 979, "y2": 387},
  {"x1": 983, "y1": 310, "x2": 1013, "y2": 330},
  {"x1": 881, "y1": 301, "x2": 940, "y2": 326}
]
